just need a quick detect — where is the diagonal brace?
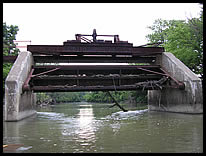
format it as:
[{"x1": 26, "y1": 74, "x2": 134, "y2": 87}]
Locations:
[
  {"x1": 32, "y1": 68, "x2": 60, "y2": 78},
  {"x1": 23, "y1": 68, "x2": 35, "y2": 91}
]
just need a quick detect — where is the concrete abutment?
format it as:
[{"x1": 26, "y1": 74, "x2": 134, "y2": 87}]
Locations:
[
  {"x1": 148, "y1": 52, "x2": 203, "y2": 114},
  {"x1": 5, "y1": 51, "x2": 36, "y2": 121}
]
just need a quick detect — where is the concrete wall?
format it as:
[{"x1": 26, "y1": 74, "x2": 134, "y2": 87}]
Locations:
[
  {"x1": 148, "y1": 52, "x2": 203, "y2": 114},
  {"x1": 5, "y1": 51, "x2": 36, "y2": 121}
]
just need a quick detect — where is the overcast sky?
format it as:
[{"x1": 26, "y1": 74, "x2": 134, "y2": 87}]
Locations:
[{"x1": 3, "y1": 3, "x2": 202, "y2": 47}]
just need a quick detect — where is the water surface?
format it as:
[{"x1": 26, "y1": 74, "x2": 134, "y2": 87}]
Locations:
[{"x1": 3, "y1": 102, "x2": 203, "y2": 153}]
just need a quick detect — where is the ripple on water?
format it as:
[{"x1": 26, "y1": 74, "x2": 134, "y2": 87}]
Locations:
[
  {"x1": 16, "y1": 146, "x2": 32, "y2": 151},
  {"x1": 104, "y1": 109, "x2": 148, "y2": 120},
  {"x1": 37, "y1": 112, "x2": 75, "y2": 124},
  {"x1": 37, "y1": 112, "x2": 65, "y2": 120}
]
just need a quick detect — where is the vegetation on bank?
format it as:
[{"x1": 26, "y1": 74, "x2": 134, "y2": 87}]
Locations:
[
  {"x1": 3, "y1": 23, "x2": 20, "y2": 93},
  {"x1": 146, "y1": 7, "x2": 203, "y2": 78},
  {"x1": 36, "y1": 91, "x2": 148, "y2": 106}
]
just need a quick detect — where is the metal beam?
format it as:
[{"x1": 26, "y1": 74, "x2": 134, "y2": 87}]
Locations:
[
  {"x1": 32, "y1": 68, "x2": 60, "y2": 78},
  {"x1": 160, "y1": 68, "x2": 185, "y2": 90},
  {"x1": 31, "y1": 84, "x2": 162, "y2": 92},
  {"x1": 23, "y1": 68, "x2": 34, "y2": 91},
  {"x1": 32, "y1": 65, "x2": 163, "y2": 76},
  {"x1": 33, "y1": 55, "x2": 156, "y2": 63},
  {"x1": 31, "y1": 74, "x2": 162, "y2": 87},
  {"x1": 33, "y1": 65, "x2": 161, "y2": 70},
  {"x1": 32, "y1": 74, "x2": 162, "y2": 80},
  {"x1": 23, "y1": 65, "x2": 184, "y2": 92},
  {"x1": 27, "y1": 45, "x2": 164, "y2": 56}
]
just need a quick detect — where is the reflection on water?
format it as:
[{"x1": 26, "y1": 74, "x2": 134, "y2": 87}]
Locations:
[
  {"x1": 3, "y1": 102, "x2": 203, "y2": 153},
  {"x1": 75, "y1": 105, "x2": 96, "y2": 148}
]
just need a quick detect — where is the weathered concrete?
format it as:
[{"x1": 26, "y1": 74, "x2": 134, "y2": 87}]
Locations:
[
  {"x1": 148, "y1": 52, "x2": 203, "y2": 114},
  {"x1": 5, "y1": 51, "x2": 36, "y2": 121}
]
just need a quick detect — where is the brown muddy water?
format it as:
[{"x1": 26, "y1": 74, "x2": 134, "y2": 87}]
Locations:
[{"x1": 3, "y1": 102, "x2": 203, "y2": 153}]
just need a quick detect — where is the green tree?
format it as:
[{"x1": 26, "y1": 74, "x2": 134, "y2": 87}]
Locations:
[
  {"x1": 186, "y1": 9, "x2": 203, "y2": 76},
  {"x1": 3, "y1": 23, "x2": 20, "y2": 93},
  {"x1": 83, "y1": 91, "x2": 109, "y2": 103},
  {"x1": 146, "y1": 11, "x2": 203, "y2": 77},
  {"x1": 36, "y1": 93, "x2": 50, "y2": 103},
  {"x1": 45, "y1": 92, "x2": 86, "y2": 103},
  {"x1": 3, "y1": 22, "x2": 20, "y2": 55}
]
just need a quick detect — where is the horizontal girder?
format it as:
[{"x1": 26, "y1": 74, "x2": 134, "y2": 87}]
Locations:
[
  {"x1": 33, "y1": 55, "x2": 156, "y2": 64},
  {"x1": 27, "y1": 45, "x2": 164, "y2": 56},
  {"x1": 32, "y1": 65, "x2": 163, "y2": 76},
  {"x1": 31, "y1": 74, "x2": 163, "y2": 87},
  {"x1": 31, "y1": 85, "x2": 163, "y2": 92},
  {"x1": 3, "y1": 55, "x2": 157, "y2": 64}
]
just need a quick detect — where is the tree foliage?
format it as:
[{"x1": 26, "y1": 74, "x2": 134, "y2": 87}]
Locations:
[
  {"x1": 3, "y1": 22, "x2": 20, "y2": 55},
  {"x1": 37, "y1": 91, "x2": 147, "y2": 105},
  {"x1": 3, "y1": 23, "x2": 20, "y2": 92},
  {"x1": 83, "y1": 91, "x2": 133, "y2": 103},
  {"x1": 38, "y1": 92, "x2": 86, "y2": 103},
  {"x1": 146, "y1": 9, "x2": 203, "y2": 77}
]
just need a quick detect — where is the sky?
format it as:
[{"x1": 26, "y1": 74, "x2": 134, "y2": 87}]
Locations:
[{"x1": 3, "y1": 3, "x2": 202, "y2": 48}]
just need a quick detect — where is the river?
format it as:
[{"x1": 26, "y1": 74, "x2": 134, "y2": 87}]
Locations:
[{"x1": 3, "y1": 102, "x2": 203, "y2": 153}]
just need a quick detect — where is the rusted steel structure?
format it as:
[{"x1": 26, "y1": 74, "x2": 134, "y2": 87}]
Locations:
[{"x1": 6, "y1": 30, "x2": 185, "y2": 92}]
